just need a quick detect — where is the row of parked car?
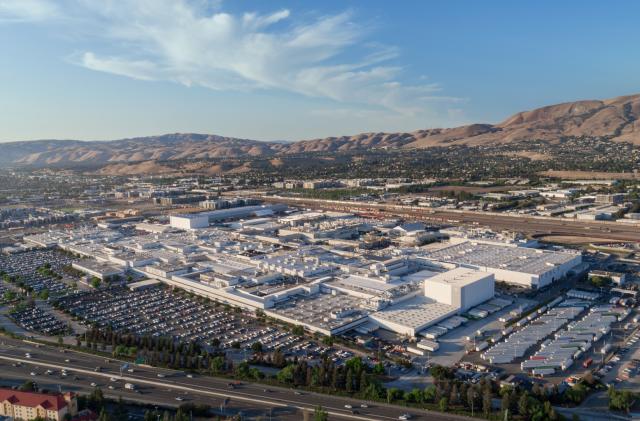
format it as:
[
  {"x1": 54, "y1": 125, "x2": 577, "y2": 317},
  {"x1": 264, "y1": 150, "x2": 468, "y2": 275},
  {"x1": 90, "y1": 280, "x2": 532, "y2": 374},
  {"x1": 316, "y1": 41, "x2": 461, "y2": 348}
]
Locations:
[
  {"x1": 0, "y1": 249, "x2": 72, "y2": 294},
  {"x1": 10, "y1": 305, "x2": 69, "y2": 336},
  {"x1": 55, "y1": 286, "x2": 296, "y2": 353}
]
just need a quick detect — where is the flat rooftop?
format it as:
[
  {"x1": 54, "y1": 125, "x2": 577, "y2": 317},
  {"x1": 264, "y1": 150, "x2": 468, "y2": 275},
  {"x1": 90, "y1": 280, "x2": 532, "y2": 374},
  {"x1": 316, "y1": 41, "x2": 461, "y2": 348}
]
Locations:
[
  {"x1": 371, "y1": 296, "x2": 457, "y2": 329},
  {"x1": 427, "y1": 267, "x2": 490, "y2": 287},
  {"x1": 423, "y1": 241, "x2": 578, "y2": 275},
  {"x1": 269, "y1": 292, "x2": 369, "y2": 332}
]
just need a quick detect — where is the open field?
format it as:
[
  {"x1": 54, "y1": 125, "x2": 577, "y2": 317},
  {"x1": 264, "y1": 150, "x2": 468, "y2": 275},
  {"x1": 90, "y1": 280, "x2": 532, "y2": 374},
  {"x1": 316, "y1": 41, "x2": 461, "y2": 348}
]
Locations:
[
  {"x1": 539, "y1": 170, "x2": 640, "y2": 180},
  {"x1": 536, "y1": 235, "x2": 623, "y2": 245}
]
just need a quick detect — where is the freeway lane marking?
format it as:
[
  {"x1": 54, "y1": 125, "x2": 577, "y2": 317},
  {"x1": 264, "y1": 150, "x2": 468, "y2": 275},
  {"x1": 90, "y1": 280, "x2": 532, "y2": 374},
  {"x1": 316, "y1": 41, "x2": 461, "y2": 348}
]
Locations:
[{"x1": 0, "y1": 354, "x2": 403, "y2": 421}]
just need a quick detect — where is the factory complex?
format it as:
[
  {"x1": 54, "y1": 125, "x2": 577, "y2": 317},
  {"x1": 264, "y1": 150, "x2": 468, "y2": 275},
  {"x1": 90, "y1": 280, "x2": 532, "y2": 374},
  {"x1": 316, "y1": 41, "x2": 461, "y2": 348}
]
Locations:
[{"x1": 24, "y1": 204, "x2": 583, "y2": 339}]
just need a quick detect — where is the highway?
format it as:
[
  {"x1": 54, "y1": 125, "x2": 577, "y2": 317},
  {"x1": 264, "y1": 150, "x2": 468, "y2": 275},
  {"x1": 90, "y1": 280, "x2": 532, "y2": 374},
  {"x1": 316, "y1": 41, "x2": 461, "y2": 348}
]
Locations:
[
  {"x1": 0, "y1": 337, "x2": 471, "y2": 421},
  {"x1": 262, "y1": 196, "x2": 640, "y2": 242}
]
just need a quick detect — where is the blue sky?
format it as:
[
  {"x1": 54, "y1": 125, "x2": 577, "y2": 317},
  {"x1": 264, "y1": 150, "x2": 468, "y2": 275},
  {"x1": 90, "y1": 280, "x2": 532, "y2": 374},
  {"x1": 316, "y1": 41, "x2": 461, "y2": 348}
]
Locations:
[{"x1": 0, "y1": 0, "x2": 639, "y2": 142}]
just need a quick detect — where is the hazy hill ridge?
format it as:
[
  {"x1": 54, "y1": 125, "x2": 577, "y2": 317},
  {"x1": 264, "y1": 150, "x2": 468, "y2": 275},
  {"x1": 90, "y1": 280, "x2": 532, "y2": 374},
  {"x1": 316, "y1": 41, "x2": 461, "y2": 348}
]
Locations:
[{"x1": 2, "y1": 93, "x2": 638, "y2": 168}]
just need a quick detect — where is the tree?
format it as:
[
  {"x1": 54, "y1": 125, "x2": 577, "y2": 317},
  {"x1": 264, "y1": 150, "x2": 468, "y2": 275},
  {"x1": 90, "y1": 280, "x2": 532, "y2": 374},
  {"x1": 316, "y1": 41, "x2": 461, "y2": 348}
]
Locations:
[
  {"x1": 565, "y1": 383, "x2": 588, "y2": 404},
  {"x1": 362, "y1": 383, "x2": 382, "y2": 401},
  {"x1": 439, "y1": 397, "x2": 449, "y2": 412},
  {"x1": 277, "y1": 365, "x2": 295, "y2": 384},
  {"x1": 251, "y1": 341, "x2": 263, "y2": 353},
  {"x1": 97, "y1": 408, "x2": 109, "y2": 421},
  {"x1": 210, "y1": 356, "x2": 225, "y2": 374},
  {"x1": 406, "y1": 388, "x2": 423, "y2": 404},
  {"x1": 87, "y1": 387, "x2": 105, "y2": 412},
  {"x1": 608, "y1": 385, "x2": 634, "y2": 412},
  {"x1": 144, "y1": 410, "x2": 158, "y2": 421},
  {"x1": 113, "y1": 396, "x2": 128, "y2": 421},
  {"x1": 450, "y1": 384, "x2": 460, "y2": 405},
  {"x1": 359, "y1": 371, "x2": 369, "y2": 392},
  {"x1": 482, "y1": 388, "x2": 492, "y2": 417},
  {"x1": 372, "y1": 362, "x2": 384, "y2": 375},
  {"x1": 430, "y1": 365, "x2": 454, "y2": 380},
  {"x1": 37, "y1": 289, "x2": 49, "y2": 300},
  {"x1": 386, "y1": 388, "x2": 403, "y2": 404},
  {"x1": 518, "y1": 391, "x2": 530, "y2": 417},
  {"x1": 590, "y1": 275, "x2": 611, "y2": 288},
  {"x1": 345, "y1": 368, "x2": 354, "y2": 393},
  {"x1": 314, "y1": 405, "x2": 329, "y2": 421},
  {"x1": 19, "y1": 380, "x2": 36, "y2": 392},
  {"x1": 424, "y1": 385, "x2": 437, "y2": 403}
]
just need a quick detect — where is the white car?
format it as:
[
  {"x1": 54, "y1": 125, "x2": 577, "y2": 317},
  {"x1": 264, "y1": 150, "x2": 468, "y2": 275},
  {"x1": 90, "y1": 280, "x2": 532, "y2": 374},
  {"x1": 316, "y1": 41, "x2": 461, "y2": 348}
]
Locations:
[
  {"x1": 399, "y1": 414, "x2": 412, "y2": 420},
  {"x1": 90, "y1": 383, "x2": 97, "y2": 387},
  {"x1": 344, "y1": 405, "x2": 352, "y2": 409},
  {"x1": 175, "y1": 397, "x2": 184, "y2": 401},
  {"x1": 30, "y1": 372, "x2": 37, "y2": 376},
  {"x1": 110, "y1": 377, "x2": 118, "y2": 382}
]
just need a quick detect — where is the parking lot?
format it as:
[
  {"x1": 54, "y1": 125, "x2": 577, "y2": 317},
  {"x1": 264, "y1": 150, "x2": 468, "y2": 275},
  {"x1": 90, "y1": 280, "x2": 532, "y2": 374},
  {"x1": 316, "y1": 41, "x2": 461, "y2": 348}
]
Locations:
[
  {"x1": 55, "y1": 286, "x2": 299, "y2": 350},
  {"x1": 0, "y1": 249, "x2": 73, "y2": 294},
  {"x1": 9, "y1": 305, "x2": 69, "y2": 336},
  {"x1": 53, "y1": 285, "x2": 360, "y2": 365}
]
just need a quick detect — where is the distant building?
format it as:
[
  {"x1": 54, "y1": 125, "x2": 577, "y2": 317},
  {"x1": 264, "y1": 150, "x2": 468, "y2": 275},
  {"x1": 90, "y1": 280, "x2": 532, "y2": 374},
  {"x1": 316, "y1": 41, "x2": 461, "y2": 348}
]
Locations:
[
  {"x1": 595, "y1": 193, "x2": 625, "y2": 205},
  {"x1": 302, "y1": 180, "x2": 342, "y2": 189},
  {"x1": 155, "y1": 194, "x2": 207, "y2": 206},
  {"x1": 169, "y1": 213, "x2": 209, "y2": 230},
  {"x1": 588, "y1": 270, "x2": 627, "y2": 285},
  {"x1": 0, "y1": 389, "x2": 78, "y2": 421},
  {"x1": 540, "y1": 189, "x2": 579, "y2": 200}
]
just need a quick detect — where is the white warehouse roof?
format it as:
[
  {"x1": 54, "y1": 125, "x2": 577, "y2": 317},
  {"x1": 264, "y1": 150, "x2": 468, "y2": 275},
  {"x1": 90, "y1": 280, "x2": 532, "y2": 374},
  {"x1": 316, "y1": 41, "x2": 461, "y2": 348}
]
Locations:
[{"x1": 426, "y1": 267, "x2": 491, "y2": 288}]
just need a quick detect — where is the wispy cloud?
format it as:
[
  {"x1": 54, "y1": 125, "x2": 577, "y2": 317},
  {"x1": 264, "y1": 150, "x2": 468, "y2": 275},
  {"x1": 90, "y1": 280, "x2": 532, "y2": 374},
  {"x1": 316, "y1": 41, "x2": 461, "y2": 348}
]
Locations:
[
  {"x1": 1, "y1": 0, "x2": 461, "y2": 116},
  {"x1": 0, "y1": 0, "x2": 59, "y2": 22}
]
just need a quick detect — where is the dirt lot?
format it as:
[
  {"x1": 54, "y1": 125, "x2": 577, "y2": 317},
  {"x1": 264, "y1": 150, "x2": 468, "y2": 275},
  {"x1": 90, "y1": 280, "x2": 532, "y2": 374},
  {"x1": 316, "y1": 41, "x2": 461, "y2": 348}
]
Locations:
[
  {"x1": 539, "y1": 170, "x2": 640, "y2": 180},
  {"x1": 538, "y1": 235, "x2": 623, "y2": 245},
  {"x1": 427, "y1": 185, "x2": 517, "y2": 194}
]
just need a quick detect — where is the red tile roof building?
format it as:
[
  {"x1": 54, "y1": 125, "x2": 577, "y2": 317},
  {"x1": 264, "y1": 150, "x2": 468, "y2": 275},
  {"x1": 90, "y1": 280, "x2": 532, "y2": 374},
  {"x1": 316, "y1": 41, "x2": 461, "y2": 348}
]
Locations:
[{"x1": 0, "y1": 388, "x2": 78, "y2": 420}]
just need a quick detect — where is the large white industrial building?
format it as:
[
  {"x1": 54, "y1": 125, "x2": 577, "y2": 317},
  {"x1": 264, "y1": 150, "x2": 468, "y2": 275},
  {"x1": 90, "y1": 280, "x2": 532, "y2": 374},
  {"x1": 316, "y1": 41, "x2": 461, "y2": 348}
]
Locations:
[
  {"x1": 422, "y1": 241, "x2": 581, "y2": 288},
  {"x1": 424, "y1": 268, "x2": 494, "y2": 312},
  {"x1": 169, "y1": 213, "x2": 209, "y2": 230},
  {"x1": 169, "y1": 205, "x2": 288, "y2": 230},
  {"x1": 370, "y1": 268, "x2": 496, "y2": 336}
]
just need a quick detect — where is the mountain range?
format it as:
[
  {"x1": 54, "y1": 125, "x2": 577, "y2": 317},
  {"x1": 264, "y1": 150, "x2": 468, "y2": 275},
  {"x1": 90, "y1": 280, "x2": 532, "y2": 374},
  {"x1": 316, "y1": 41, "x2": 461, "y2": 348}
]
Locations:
[{"x1": 1, "y1": 93, "x2": 638, "y2": 173}]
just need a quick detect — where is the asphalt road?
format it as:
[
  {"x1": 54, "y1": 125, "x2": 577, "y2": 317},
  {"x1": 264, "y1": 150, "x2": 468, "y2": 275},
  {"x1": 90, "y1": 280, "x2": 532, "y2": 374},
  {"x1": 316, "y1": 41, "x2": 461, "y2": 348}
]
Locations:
[
  {"x1": 0, "y1": 337, "x2": 471, "y2": 421},
  {"x1": 262, "y1": 196, "x2": 640, "y2": 242}
]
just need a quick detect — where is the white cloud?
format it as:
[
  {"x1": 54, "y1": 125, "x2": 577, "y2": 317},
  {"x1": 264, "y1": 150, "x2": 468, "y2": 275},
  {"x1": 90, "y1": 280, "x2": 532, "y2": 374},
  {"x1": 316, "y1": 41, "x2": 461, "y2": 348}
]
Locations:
[
  {"x1": 3, "y1": 0, "x2": 462, "y2": 116},
  {"x1": 81, "y1": 52, "x2": 159, "y2": 81},
  {"x1": 0, "y1": 0, "x2": 59, "y2": 22}
]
